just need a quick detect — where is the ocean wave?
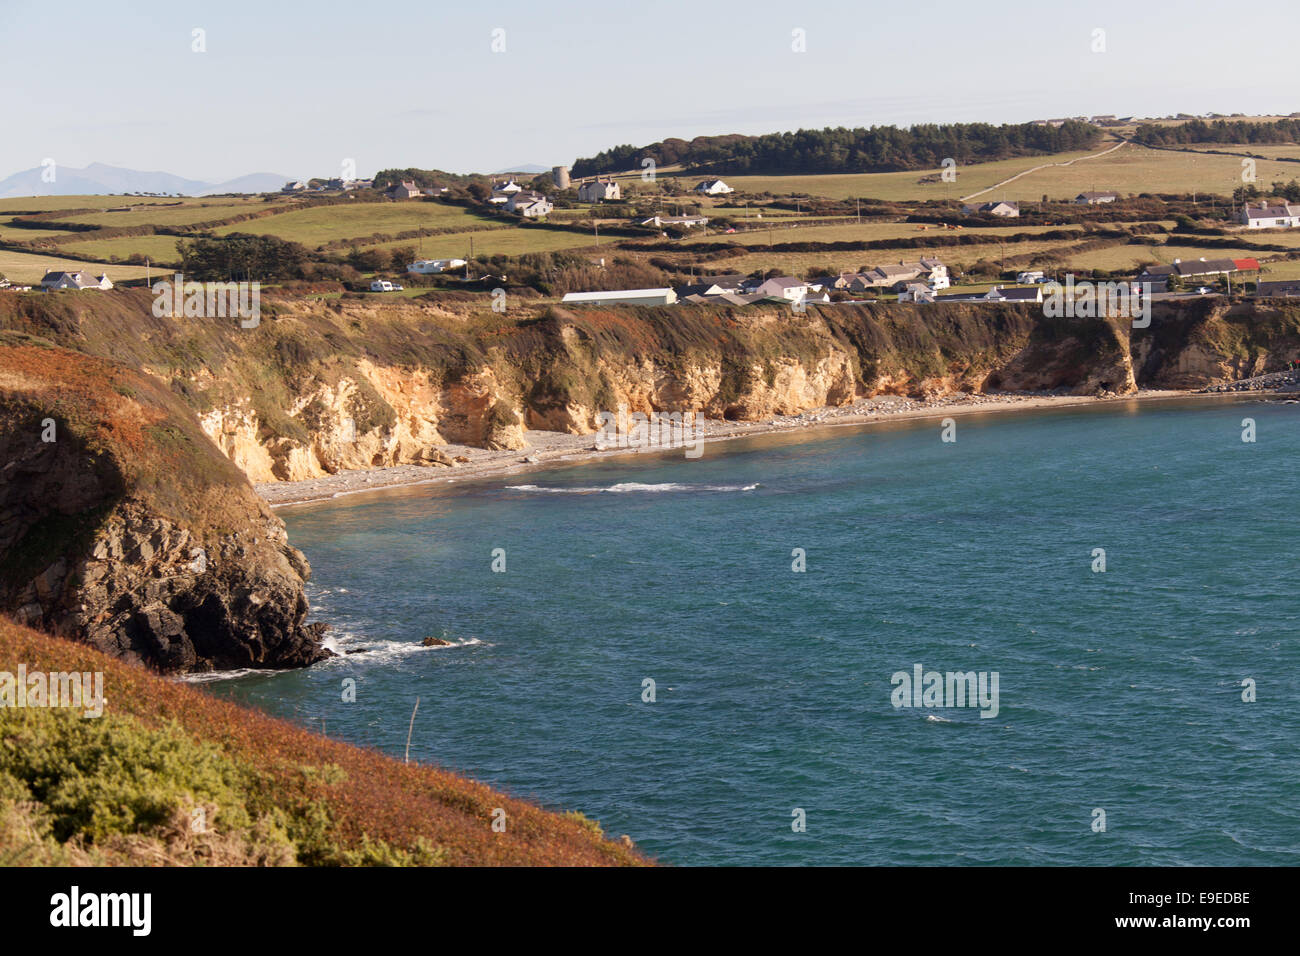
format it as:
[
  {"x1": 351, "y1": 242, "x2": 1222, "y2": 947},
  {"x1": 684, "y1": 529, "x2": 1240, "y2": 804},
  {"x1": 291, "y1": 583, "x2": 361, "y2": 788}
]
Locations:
[{"x1": 505, "y1": 481, "x2": 759, "y2": 494}]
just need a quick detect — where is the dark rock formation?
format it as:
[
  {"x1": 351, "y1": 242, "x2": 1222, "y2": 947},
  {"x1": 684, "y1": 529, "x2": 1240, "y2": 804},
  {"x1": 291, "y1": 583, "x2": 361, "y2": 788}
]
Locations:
[{"x1": 0, "y1": 336, "x2": 330, "y2": 673}]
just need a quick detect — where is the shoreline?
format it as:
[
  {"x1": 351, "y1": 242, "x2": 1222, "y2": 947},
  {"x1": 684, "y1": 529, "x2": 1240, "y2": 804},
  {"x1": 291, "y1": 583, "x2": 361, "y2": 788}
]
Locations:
[{"x1": 254, "y1": 388, "x2": 1258, "y2": 508}]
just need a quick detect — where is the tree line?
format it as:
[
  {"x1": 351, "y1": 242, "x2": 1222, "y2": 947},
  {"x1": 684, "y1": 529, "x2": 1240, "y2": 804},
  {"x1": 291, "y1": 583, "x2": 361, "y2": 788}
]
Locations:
[
  {"x1": 571, "y1": 122, "x2": 1102, "y2": 177},
  {"x1": 1132, "y1": 118, "x2": 1300, "y2": 146}
]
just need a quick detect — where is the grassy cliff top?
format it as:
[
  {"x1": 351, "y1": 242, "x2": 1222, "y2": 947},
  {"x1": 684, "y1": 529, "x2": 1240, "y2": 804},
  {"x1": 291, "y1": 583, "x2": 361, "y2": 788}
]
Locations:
[{"x1": 0, "y1": 619, "x2": 647, "y2": 866}]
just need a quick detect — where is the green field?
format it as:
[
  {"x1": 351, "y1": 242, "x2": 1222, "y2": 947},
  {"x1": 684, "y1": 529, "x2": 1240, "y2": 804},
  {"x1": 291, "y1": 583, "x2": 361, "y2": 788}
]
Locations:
[
  {"x1": 681, "y1": 220, "x2": 1107, "y2": 247},
  {"x1": 706, "y1": 141, "x2": 1300, "y2": 203},
  {"x1": 213, "y1": 201, "x2": 496, "y2": 245},
  {"x1": 0, "y1": 195, "x2": 208, "y2": 213},
  {"x1": 0, "y1": 249, "x2": 158, "y2": 284},
  {"x1": 55, "y1": 234, "x2": 187, "y2": 264},
  {"x1": 0, "y1": 221, "x2": 75, "y2": 242},
  {"x1": 365, "y1": 226, "x2": 599, "y2": 258},
  {"x1": 53, "y1": 199, "x2": 285, "y2": 228}
]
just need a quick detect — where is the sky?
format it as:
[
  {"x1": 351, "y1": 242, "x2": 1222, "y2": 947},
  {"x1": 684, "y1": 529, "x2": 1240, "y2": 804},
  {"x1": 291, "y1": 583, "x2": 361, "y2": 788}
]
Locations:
[{"x1": 1, "y1": 0, "x2": 1296, "y2": 182}]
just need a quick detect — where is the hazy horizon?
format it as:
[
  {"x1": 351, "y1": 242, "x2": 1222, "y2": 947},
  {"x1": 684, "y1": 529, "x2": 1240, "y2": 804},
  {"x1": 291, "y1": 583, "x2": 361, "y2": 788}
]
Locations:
[{"x1": 1, "y1": 0, "x2": 1296, "y2": 183}]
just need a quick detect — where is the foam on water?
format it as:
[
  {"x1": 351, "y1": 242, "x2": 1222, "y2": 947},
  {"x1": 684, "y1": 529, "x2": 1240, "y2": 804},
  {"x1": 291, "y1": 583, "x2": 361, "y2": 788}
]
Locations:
[{"x1": 505, "y1": 481, "x2": 759, "y2": 494}]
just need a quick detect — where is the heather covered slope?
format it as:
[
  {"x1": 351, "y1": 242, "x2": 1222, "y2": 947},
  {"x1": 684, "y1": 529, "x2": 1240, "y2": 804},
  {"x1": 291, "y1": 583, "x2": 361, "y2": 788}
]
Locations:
[
  {"x1": 0, "y1": 332, "x2": 329, "y2": 672},
  {"x1": 0, "y1": 618, "x2": 646, "y2": 866}
]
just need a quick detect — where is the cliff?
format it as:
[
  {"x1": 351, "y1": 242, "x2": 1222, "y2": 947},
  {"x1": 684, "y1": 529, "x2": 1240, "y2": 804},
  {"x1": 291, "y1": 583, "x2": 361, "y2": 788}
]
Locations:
[
  {"x1": 0, "y1": 618, "x2": 644, "y2": 866},
  {"x1": 0, "y1": 333, "x2": 328, "y2": 673},
  {"x1": 3, "y1": 289, "x2": 1299, "y2": 673}
]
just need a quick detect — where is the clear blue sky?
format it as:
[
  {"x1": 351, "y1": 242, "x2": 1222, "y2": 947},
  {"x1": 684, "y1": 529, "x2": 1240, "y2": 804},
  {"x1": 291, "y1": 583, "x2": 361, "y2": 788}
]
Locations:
[{"x1": 1, "y1": 0, "x2": 1295, "y2": 182}]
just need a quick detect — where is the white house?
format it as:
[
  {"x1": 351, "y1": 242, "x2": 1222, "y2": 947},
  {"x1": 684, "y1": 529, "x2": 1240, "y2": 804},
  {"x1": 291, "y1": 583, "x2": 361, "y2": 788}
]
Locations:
[
  {"x1": 507, "y1": 191, "x2": 552, "y2": 217},
  {"x1": 694, "y1": 179, "x2": 734, "y2": 195},
  {"x1": 577, "y1": 179, "x2": 621, "y2": 202},
  {"x1": 561, "y1": 288, "x2": 678, "y2": 306},
  {"x1": 963, "y1": 200, "x2": 1019, "y2": 217},
  {"x1": 41, "y1": 270, "x2": 112, "y2": 291},
  {"x1": 1242, "y1": 202, "x2": 1300, "y2": 229},
  {"x1": 408, "y1": 258, "x2": 467, "y2": 274}
]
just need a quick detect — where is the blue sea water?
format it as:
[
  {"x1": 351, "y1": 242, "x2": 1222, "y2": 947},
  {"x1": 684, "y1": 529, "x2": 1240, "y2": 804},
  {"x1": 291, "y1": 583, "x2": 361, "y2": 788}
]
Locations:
[{"x1": 204, "y1": 396, "x2": 1300, "y2": 865}]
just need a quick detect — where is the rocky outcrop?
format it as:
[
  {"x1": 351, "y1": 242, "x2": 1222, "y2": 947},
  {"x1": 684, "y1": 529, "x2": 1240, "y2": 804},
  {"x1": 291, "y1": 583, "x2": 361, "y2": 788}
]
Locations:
[{"x1": 0, "y1": 337, "x2": 329, "y2": 673}]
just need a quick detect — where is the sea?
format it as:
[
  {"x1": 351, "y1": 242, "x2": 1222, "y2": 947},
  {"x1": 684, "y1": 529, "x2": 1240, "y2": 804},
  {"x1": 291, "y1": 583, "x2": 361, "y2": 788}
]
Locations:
[{"x1": 201, "y1": 395, "x2": 1300, "y2": 865}]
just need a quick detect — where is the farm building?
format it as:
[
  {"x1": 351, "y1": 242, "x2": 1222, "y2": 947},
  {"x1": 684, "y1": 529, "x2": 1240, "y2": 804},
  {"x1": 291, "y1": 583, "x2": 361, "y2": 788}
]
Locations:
[{"x1": 561, "y1": 288, "x2": 678, "y2": 306}]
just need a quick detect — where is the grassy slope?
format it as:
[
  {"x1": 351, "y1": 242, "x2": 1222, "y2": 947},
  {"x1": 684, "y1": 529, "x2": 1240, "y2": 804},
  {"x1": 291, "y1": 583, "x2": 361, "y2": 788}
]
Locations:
[{"x1": 0, "y1": 618, "x2": 646, "y2": 866}]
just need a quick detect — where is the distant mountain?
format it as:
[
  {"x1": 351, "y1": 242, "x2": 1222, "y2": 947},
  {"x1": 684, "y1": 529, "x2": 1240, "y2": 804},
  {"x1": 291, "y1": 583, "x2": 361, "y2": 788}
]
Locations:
[
  {"x1": 0, "y1": 162, "x2": 291, "y2": 199},
  {"x1": 492, "y1": 163, "x2": 551, "y2": 175}
]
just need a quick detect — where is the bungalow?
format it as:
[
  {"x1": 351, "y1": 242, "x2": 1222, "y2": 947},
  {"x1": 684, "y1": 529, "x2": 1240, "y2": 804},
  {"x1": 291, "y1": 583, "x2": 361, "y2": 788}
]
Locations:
[
  {"x1": 577, "y1": 179, "x2": 621, "y2": 202},
  {"x1": 561, "y1": 288, "x2": 678, "y2": 306},
  {"x1": 694, "y1": 179, "x2": 734, "y2": 195},
  {"x1": 1241, "y1": 202, "x2": 1300, "y2": 229},
  {"x1": 507, "y1": 191, "x2": 553, "y2": 217},
  {"x1": 409, "y1": 258, "x2": 467, "y2": 274},
  {"x1": 1075, "y1": 191, "x2": 1119, "y2": 204},
  {"x1": 281, "y1": 180, "x2": 309, "y2": 192},
  {"x1": 41, "y1": 270, "x2": 112, "y2": 291},
  {"x1": 963, "y1": 200, "x2": 1020, "y2": 218},
  {"x1": 386, "y1": 180, "x2": 422, "y2": 200},
  {"x1": 935, "y1": 285, "x2": 1041, "y2": 303}
]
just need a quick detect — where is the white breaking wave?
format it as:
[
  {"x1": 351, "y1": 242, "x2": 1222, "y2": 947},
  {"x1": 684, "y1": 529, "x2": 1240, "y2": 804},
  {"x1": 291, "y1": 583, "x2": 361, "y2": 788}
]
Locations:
[
  {"x1": 505, "y1": 481, "x2": 759, "y2": 494},
  {"x1": 175, "y1": 635, "x2": 486, "y2": 682}
]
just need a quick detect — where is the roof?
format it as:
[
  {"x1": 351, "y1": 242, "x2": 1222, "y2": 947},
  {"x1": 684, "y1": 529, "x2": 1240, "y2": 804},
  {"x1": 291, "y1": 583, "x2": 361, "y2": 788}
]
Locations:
[
  {"x1": 758, "y1": 275, "x2": 806, "y2": 289},
  {"x1": 995, "y1": 287, "x2": 1041, "y2": 301},
  {"x1": 1077, "y1": 191, "x2": 1119, "y2": 200},
  {"x1": 1244, "y1": 202, "x2": 1300, "y2": 219},
  {"x1": 560, "y1": 288, "x2": 676, "y2": 302}
]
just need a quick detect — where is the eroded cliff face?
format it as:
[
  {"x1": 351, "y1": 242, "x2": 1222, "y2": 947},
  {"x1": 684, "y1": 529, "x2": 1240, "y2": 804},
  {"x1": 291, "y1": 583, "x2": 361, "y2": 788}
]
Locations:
[
  {"x1": 4, "y1": 290, "x2": 1300, "y2": 492},
  {"x1": 0, "y1": 338, "x2": 328, "y2": 672}
]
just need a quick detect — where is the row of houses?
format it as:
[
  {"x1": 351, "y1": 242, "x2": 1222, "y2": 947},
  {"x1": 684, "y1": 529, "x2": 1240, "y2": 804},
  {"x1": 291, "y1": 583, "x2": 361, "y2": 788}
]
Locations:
[
  {"x1": 1134, "y1": 257, "x2": 1259, "y2": 289},
  {"x1": 813, "y1": 258, "x2": 951, "y2": 294}
]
